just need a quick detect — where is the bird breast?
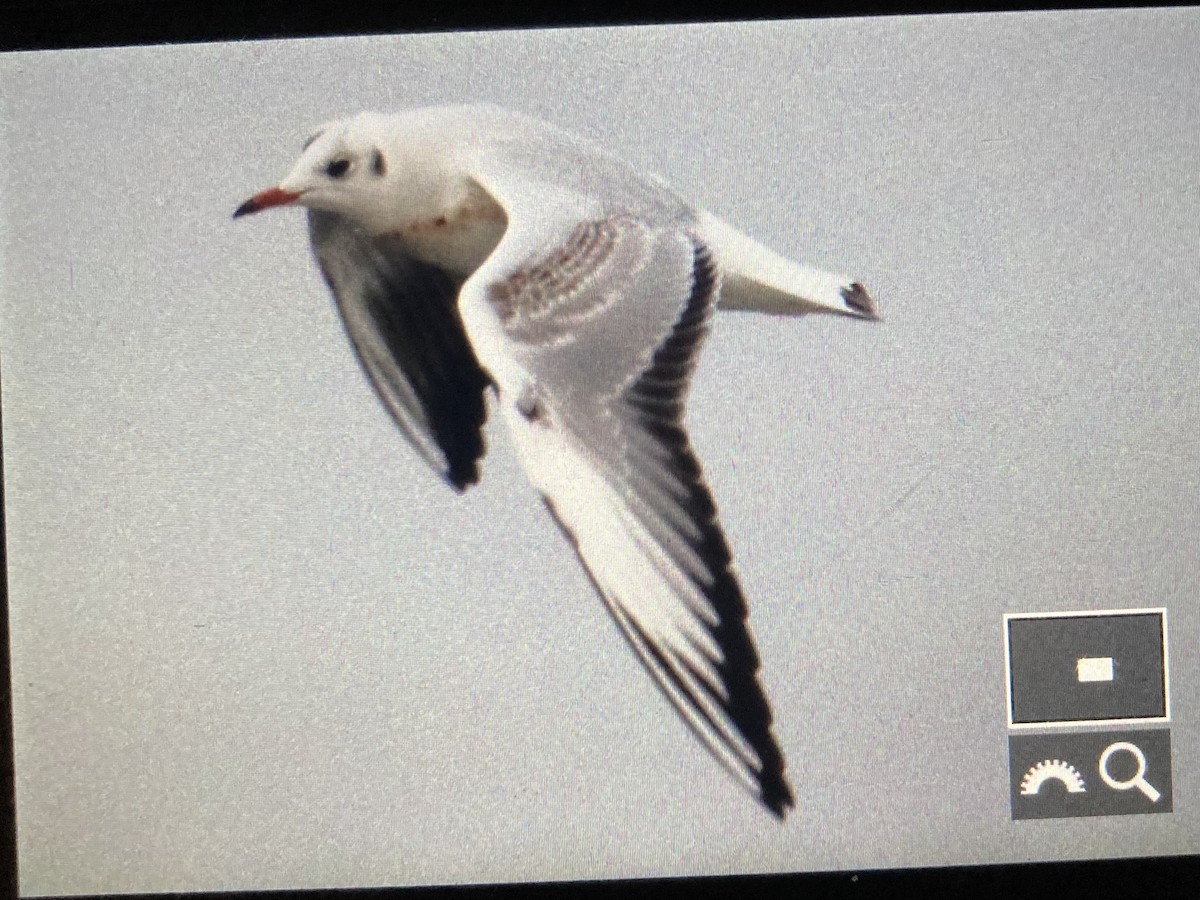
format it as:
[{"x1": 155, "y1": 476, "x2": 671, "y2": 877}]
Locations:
[{"x1": 389, "y1": 181, "x2": 508, "y2": 278}]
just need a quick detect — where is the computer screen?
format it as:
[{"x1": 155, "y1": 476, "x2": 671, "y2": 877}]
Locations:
[{"x1": 1, "y1": 6, "x2": 1196, "y2": 896}]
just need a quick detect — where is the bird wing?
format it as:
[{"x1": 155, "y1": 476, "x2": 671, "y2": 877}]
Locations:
[
  {"x1": 307, "y1": 210, "x2": 490, "y2": 491},
  {"x1": 456, "y1": 164, "x2": 794, "y2": 815}
]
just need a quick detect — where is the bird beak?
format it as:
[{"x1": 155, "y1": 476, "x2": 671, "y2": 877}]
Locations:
[{"x1": 232, "y1": 187, "x2": 303, "y2": 219}]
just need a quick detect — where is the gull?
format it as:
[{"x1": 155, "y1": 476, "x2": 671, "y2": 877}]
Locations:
[{"x1": 234, "y1": 104, "x2": 877, "y2": 819}]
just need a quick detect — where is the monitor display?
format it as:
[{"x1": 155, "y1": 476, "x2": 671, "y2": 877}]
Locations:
[{"x1": 1, "y1": 7, "x2": 1196, "y2": 895}]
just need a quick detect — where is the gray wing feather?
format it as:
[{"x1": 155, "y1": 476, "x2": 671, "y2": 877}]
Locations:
[{"x1": 307, "y1": 210, "x2": 490, "y2": 491}]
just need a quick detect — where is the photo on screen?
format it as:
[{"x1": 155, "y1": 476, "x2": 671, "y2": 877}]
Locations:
[{"x1": 1, "y1": 8, "x2": 1197, "y2": 896}]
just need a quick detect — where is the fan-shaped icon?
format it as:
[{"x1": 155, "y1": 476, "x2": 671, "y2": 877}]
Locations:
[{"x1": 1020, "y1": 759, "x2": 1087, "y2": 795}]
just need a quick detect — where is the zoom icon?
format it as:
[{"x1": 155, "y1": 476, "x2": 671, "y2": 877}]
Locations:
[{"x1": 1098, "y1": 741, "x2": 1161, "y2": 803}]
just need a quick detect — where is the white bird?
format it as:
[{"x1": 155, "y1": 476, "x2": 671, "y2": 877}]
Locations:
[{"x1": 234, "y1": 104, "x2": 877, "y2": 819}]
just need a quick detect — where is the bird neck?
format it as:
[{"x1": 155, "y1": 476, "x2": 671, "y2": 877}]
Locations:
[{"x1": 384, "y1": 176, "x2": 508, "y2": 277}]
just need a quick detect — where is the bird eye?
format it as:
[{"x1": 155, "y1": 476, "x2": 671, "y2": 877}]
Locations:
[{"x1": 325, "y1": 159, "x2": 351, "y2": 179}]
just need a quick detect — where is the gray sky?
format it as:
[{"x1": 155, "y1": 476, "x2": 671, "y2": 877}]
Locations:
[{"x1": 2, "y1": 9, "x2": 1199, "y2": 895}]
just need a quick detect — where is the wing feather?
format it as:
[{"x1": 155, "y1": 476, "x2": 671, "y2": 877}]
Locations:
[
  {"x1": 307, "y1": 210, "x2": 490, "y2": 490},
  {"x1": 455, "y1": 148, "x2": 794, "y2": 813},
  {"x1": 465, "y1": 213, "x2": 794, "y2": 815}
]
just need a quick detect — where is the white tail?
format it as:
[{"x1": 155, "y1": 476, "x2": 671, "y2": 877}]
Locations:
[{"x1": 697, "y1": 211, "x2": 877, "y2": 320}]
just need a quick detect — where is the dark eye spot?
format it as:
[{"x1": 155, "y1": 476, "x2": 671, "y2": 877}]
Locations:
[
  {"x1": 325, "y1": 159, "x2": 350, "y2": 179},
  {"x1": 371, "y1": 148, "x2": 386, "y2": 176}
]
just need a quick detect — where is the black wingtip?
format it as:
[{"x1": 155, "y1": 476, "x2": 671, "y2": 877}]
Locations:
[
  {"x1": 841, "y1": 282, "x2": 880, "y2": 321},
  {"x1": 761, "y1": 777, "x2": 796, "y2": 820},
  {"x1": 444, "y1": 467, "x2": 480, "y2": 493},
  {"x1": 444, "y1": 448, "x2": 485, "y2": 492}
]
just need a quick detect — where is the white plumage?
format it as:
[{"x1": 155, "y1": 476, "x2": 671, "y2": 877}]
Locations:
[{"x1": 234, "y1": 103, "x2": 877, "y2": 818}]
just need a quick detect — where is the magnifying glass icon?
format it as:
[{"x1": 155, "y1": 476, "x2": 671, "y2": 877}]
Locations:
[{"x1": 1099, "y1": 741, "x2": 1161, "y2": 802}]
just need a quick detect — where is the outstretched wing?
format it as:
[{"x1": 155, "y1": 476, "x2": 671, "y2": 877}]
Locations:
[
  {"x1": 307, "y1": 210, "x2": 491, "y2": 490},
  {"x1": 458, "y1": 193, "x2": 795, "y2": 815}
]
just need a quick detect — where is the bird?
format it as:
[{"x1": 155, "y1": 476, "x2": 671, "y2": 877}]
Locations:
[{"x1": 233, "y1": 104, "x2": 877, "y2": 819}]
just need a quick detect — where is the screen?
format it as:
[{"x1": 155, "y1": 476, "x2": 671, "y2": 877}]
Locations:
[{"x1": 2, "y1": 8, "x2": 1197, "y2": 895}]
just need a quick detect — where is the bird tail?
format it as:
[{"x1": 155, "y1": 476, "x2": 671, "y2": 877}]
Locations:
[{"x1": 697, "y1": 211, "x2": 878, "y2": 321}]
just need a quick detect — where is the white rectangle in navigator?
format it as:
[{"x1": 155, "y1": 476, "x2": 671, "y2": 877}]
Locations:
[{"x1": 1078, "y1": 657, "x2": 1115, "y2": 683}]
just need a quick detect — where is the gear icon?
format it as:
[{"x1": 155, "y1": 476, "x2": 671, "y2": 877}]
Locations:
[{"x1": 1020, "y1": 759, "x2": 1087, "y2": 795}]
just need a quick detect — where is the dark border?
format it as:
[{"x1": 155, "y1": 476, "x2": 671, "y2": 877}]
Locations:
[
  {"x1": 9, "y1": 856, "x2": 1200, "y2": 900},
  {"x1": 0, "y1": 0, "x2": 1193, "y2": 51},
  {"x1": 2, "y1": 1, "x2": 1199, "y2": 898},
  {"x1": 1, "y1": 351, "x2": 14, "y2": 898},
  {"x1": 1005, "y1": 610, "x2": 1170, "y2": 726}
]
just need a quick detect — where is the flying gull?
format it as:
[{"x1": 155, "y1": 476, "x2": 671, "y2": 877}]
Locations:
[{"x1": 234, "y1": 104, "x2": 877, "y2": 819}]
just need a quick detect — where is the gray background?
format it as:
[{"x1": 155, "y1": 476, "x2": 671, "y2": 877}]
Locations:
[{"x1": 2, "y1": 9, "x2": 1198, "y2": 896}]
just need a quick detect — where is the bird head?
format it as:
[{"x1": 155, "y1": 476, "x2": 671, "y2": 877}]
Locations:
[{"x1": 233, "y1": 113, "x2": 411, "y2": 229}]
